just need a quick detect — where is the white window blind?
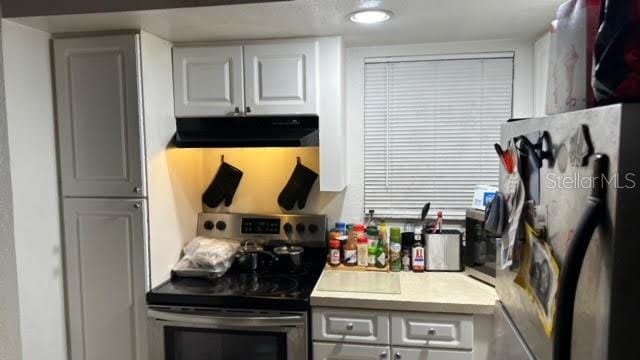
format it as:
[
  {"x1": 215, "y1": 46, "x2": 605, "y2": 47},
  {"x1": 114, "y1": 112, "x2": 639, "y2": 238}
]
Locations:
[{"x1": 364, "y1": 56, "x2": 514, "y2": 219}]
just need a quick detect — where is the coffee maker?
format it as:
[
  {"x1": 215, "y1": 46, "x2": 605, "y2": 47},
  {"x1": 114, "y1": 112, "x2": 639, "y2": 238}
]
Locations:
[{"x1": 463, "y1": 208, "x2": 498, "y2": 279}]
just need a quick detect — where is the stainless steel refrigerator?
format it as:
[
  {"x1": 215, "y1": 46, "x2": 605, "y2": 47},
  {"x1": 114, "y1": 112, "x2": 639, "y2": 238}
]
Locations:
[{"x1": 495, "y1": 104, "x2": 640, "y2": 360}]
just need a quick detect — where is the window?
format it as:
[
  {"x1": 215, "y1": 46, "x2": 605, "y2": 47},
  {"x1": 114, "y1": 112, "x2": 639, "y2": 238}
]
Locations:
[{"x1": 363, "y1": 54, "x2": 514, "y2": 219}]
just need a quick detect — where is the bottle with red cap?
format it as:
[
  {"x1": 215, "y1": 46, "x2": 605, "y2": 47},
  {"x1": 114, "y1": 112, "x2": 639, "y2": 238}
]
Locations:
[{"x1": 328, "y1": 236, "x2": 341, "y2": 266}]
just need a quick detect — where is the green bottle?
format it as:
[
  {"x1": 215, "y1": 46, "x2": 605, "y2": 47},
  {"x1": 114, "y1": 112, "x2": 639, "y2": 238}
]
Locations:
[
  {"x1": 375, "y1": 240, "x2": 386, "y2": 268},
  {"x1": 389, "y1": 227, "x2": 402, "y2": 272}
]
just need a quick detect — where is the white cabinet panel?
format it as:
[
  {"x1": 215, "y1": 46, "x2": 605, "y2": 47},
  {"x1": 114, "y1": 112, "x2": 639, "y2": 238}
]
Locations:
[
  {"x1": 314, "y1": 342, "x2": 390, "y2": 360},
  {"x1": 244, "y1": 40, "x2": 317, "y2": 114},
  {"x1": 313, "y1": 308, "x2": 390, "y2": 344},
  {"x1": 63, "y1": 198, "x2": 148, "y2": 360},
  {"x1": 391, "y1": 312, "x2": 473, "y2": 350},
  {"x1": 173, "y1": 46, "x2": 244, "y2": 117},
  {"x1": 54, "y1": 35, "x2": 145, "y2": 197},
  {"x1": 391, "y1": 347, "x2": 472, "y2": 360}
]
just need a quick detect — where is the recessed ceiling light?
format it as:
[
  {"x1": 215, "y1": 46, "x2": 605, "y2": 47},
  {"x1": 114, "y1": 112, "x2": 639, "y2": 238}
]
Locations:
[{"x1": 349, "y1": 9, "x2": 393, "y2": 24}]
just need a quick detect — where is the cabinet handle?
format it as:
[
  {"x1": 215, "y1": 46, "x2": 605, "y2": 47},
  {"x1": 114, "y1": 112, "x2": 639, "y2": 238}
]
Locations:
[
  {"x1": 245, "y1": 106, "x2": 252, "y2": 113},
  {"x1": 346, "y1": 323, "x2": 354, "y2": 330},
  {"x1": 380, "y1": 351, "x2": 388, "y2": 359},
  {"x1": 133, "y1": 203, "x2": 141, "y2": 209},
  {"x1": 394, "y1": 352, "x2": 402, "y2": 360},
  {"x1": 133, "y1": 186, "x2": 141, "y2": 193},
  {"x1": 428, "y1": 328, "x2": 436, "y2": 336}
]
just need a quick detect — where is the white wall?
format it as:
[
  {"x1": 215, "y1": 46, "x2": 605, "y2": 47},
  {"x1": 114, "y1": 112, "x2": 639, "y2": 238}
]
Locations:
[
  {"x1": 2, "y1": 20, "x2": 67, "y2": 360},
  {"x1": 340, "y1": 39, "x2": 535, "y2": 225},
  {"x1": 534, "y1": 31, "x2": 551, "y2": 117},
  {"x1": 141, "y1": 31, "x2": 206, "y2": 287},
  {"x1": 0, "y1": 17, "x2": 23, "y2": 360},
  {"x1": 196, "y1": 39, "x2": 535, "y2": 230}
]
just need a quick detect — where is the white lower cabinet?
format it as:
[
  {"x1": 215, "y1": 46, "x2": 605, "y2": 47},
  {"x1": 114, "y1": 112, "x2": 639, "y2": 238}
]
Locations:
[
  {"x1": 392, "y1": 347, "x2": 472, "y2": 360},
  {"x1": 313, "y1": 308, "x2": 487, "y2": 360},
  {"x1": 313, "y1": 342, "x2": 390, "y2": 360},
  {"x1": 63, "y1": 198, "x2": 148, "y2": 360}
]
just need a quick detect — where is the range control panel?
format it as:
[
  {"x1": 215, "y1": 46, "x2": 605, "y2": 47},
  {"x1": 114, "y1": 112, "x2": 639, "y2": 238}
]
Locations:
[
  {"x1": 197, "y1": 212, "x2": 327, "y2": 246},
  {"x1": 241, "y1": 218, "x2": 281, "y2": 234}
]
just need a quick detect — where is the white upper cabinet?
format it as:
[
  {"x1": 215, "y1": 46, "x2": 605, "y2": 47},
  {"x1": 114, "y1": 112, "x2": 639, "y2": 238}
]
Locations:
[
  {"x1": 171, "y1": 37, "x2": 346, "y2": 191},
  {"x1": 243, "y1": 41, "x2": 317, "y2": 115},
  {"x1": 54, "y1": 34, "x2": 146, "y2": 197},
  {"x1": 173, "y1": 46, "x2": 244, "y2": 117}
]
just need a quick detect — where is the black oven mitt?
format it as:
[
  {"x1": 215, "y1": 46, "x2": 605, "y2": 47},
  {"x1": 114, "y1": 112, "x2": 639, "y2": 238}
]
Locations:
[
  {"x1": 484, "y1": 191, "x2": 507, "y2": 236},
  {"x1": 202, "y1": 161, "x2": 243, "y2": 208},
  {"x1": 278, "y1": 161, "x2": 318, "y2": 210}
]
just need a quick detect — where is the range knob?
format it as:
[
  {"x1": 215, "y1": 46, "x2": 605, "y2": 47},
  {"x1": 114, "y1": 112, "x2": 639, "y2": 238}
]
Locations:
[
  {"x1": 203, "y1": 220, "x2": 215, "y2": 231},
  {"x1": 296, "y1": 223, "x2": 306, "y2": 233},
  {"x1": 216, "y1": 221, "x2": 227, "y2": 231},
  {"x1": 308, "y1": 224, "x2": 319, "y2": 234},
  {"x1": 283, "y1": 223, "x2": 293, "y2": 234}
]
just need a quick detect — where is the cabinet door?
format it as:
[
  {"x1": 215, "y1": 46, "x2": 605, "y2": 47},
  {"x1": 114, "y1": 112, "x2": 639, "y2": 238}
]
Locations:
[
  {"x1": 173, "y1": 46, "x2": 244, "y2": 117},
  {"x1": 313, "y1": 342, "x2": 390, "y2": 360},
  {"x1": 244, "y1": 40, "x2": 317, "y2": 114},
  {"x1": 391, "y1": 347, "x2": 472, "y2": 360},
  {"x1": 63, "y1": 198, "x2": 148, "y2": 360},
  {"x1": 54, "y1": 35, "x2": 146, "y2": 197}
]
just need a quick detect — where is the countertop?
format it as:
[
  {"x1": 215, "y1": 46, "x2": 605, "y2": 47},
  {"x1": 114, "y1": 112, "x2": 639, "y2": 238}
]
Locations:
[{"x1": 310, "y1": 269, "x2": 498, "y2": 315}]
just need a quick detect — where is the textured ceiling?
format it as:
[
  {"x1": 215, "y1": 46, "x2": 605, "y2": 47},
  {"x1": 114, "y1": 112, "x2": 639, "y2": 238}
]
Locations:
[{"x1": 12, "y1": 0, "x2": 564, "y2": 45}]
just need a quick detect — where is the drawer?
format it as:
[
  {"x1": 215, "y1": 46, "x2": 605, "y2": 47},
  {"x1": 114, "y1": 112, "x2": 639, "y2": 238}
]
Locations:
[
  {"x1": 391, "y1": 347, "x2": 472, "y2": 360},
  {"x1": 314, "y1": 342, "x2": 390, "y2": 360},
  {"x1": 312, "y1": 307, "x2": 390, "y2": 344},
  {"x1": 391, "y1": 312, "x2": 473, "y2": 350}
]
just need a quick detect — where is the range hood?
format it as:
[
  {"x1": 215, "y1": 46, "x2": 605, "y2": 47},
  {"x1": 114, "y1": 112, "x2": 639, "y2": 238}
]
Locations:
[{"x1": 173, "y1": 115, "x2": 319, "y2": 148}]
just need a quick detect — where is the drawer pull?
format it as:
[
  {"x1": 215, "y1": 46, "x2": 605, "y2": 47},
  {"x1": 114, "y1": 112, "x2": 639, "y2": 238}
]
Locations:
[
  {"x1": 380, "y1": 351, "x2": 388, "y2": 359},
  {"x1": 428, "y1": 328, "x2": 436, "y2": 336},
  {"x1": 394, "y1": 352, "x2": 402, "y2": 359},
  {"x1": 346, "y1": 323, "x2": 354, "y2": 330}
]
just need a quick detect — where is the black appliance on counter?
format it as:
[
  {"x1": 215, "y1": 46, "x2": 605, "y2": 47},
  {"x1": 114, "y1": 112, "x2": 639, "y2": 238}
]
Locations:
[
  {"x1": 147, "y1": 212, "x2": 327, "y2": 360},
  {"x1": 463, "y1": 208, "x2": 498, "y2": 283}
]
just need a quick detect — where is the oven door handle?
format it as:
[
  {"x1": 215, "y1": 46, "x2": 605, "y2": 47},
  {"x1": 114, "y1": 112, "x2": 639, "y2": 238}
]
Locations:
[{"x1": 148, "y1": 309, "x2": 305, "y2": 328}]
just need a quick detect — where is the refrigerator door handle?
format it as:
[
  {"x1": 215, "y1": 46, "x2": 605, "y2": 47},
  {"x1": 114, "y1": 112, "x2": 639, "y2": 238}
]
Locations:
[{"x1": 553, "y1": 153, "x2": 608, "y2": 360}]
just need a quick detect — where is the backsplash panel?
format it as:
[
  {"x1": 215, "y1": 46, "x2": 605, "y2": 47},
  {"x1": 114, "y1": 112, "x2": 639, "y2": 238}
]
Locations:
[{"x1": 201, "y1": 147, "x2": 344, "y2": 223}]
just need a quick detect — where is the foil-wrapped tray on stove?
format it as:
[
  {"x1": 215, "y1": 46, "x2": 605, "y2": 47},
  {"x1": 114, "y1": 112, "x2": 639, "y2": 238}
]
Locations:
[{"x1": 171, "y1": 257, "x2": 230, "y2": 279}]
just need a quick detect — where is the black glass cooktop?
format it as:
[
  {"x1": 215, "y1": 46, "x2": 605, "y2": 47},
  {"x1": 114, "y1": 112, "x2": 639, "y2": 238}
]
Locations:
[{"x1": 147, "y1": 248, "x2": 326, "y2": 311}]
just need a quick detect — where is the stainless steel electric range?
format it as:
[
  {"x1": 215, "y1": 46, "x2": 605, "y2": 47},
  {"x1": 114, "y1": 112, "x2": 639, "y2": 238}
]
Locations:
[{"x1": 146, "y1": 212, "x2": 327, "y2": 360}]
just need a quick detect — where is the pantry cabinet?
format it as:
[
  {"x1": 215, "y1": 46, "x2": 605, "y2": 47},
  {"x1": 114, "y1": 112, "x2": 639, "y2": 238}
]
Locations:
[
  {"x1": 63, "y1": 198, "x2": 148, "y2": 360},
  {"x1": 172, "y1": 45, "x2": 244, "y2": 116},
  {"x1": 52, "y1": 32, "x2": 172, "y2": 360},
  {"x1": 53, "y1": 34, "x2": 146, "y2": 198}
]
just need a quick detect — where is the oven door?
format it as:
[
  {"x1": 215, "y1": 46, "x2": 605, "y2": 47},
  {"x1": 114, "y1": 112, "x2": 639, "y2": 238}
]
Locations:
[{"x1": 148, "y1": 306, "x2": 308, "y2": 360}]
